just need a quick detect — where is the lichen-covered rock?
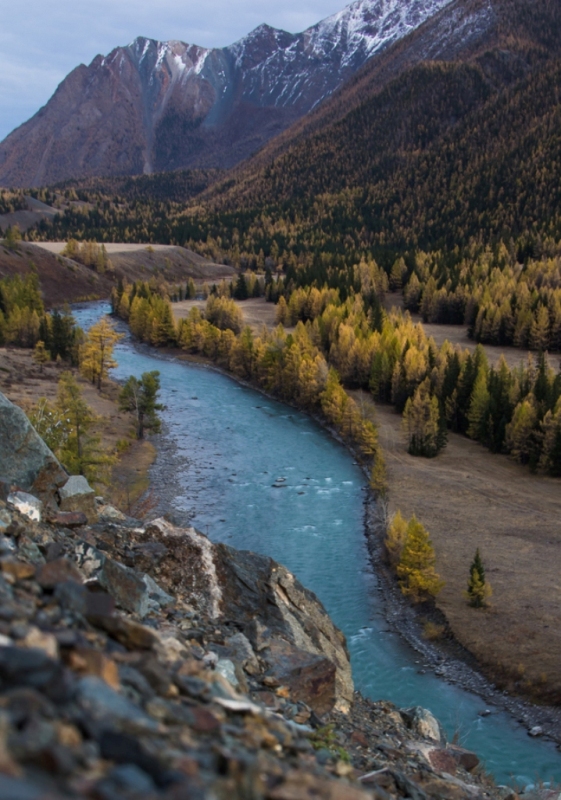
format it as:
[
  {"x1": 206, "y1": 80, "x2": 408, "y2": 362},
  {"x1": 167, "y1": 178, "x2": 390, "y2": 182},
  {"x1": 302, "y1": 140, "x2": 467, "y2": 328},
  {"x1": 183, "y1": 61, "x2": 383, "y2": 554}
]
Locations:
[
  {"x1": 58, "y1": 475, "x2": 97, "y2": 522},
  {"x1": 400, "y1": 705, "x2": 446, "y2": 744},
  {"x1": 0, "y1": 392, "x2": 67, "y2": 506},
  {"x1": 145, "y1": 517, "x2": 354, "y2": 713},
  {"x1": 7, "y1": 491, "x2": 43, "y2": 523}
]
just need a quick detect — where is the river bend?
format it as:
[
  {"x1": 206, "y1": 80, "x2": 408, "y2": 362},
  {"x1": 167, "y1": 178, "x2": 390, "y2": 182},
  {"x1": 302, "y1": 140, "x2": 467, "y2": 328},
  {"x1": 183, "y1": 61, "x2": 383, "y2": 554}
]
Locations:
[{"x1": 74, "y1": 302, "x2": 561, "y2": 786}]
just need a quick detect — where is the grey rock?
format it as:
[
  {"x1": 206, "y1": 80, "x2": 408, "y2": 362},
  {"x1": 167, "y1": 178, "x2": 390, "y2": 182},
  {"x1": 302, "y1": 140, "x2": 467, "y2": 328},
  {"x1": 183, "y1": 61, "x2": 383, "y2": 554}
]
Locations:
[
  {"x1": 36, "y1": 558, "x2": 83, "y2": 589},
  {"x1": 0, "y1": 775, "x2": 44, "y2": 799},
  {"x1": 58, "y1": 475, "x2": 93, "y2": 501},
  {"x1": 98, "y1": 558, "x2": 147, "y2": 614},
  {"x1": 59, "y1": 476, "x2": 97, "y2": 522},
  {"x1": 54, "y1": 581, "x2": 89, "y2": 614},
  {"x1": 119, "y1": 665, "x2": 155, "y2": 700},
  {"x1": 87, "y1": 615, "x2": 157, "y2": 650},
  {"x1": 97, "y1": 730, "x2": 166, "y2": 785},
  {"x1": 74, "y1": 676, "x2": 159, "y2": 734},
  {"x1": 0, "y1": 534, "x2": 16, "y2": 555},
  {"x1": 8, "y1": 717, "x2": 56, "y2": 761},
  {"x1": 98, "y1": 504, "x2": 127, "y2": 522},
  {"x1": 17, "y1": 536, "x2": 45, "y2": 565},
  {"x1": 145, "y1": 517, "x2": 353, "y2": 713},
  {"x1": 7, "y1": 492, "x2": 42, "y2": 523},
  {"x1": 142, "y1": 573, "x2": 174, "y2": 610},
  {"x1": 215, "y1": 658, "x2": 240, "y2": 689},
  {"x1": 0, "y1": 509, "x2": 12, "y2": 534},
  {"x1": 0, "y1": 646, "x2": 63, "y2": 694},
  {"x1": 400, "y1": 706, "x2": 446, "y2": 744},
  {"x1": 0, "y1": 393, "x2": 68, "y2": 506},
  {"x1": 73, "y1": 540, "x2": 106, "y2": 578},
  {"x1": 263, "y1": 637, "x2": 337, "y2": 716},
  {"x1": 225, "y1": 631, "x2": 260, "y2": 675},
  {"x1": 101, "y1": 763, "x2": 156, "y2": 794}
]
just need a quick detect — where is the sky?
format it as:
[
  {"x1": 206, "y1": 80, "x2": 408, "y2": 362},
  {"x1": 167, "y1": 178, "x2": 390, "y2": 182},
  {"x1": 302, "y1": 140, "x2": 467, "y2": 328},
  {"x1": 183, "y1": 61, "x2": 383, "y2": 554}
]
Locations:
[{"x1": 0, "y1": 0, "x2": 348, "y2": 142}]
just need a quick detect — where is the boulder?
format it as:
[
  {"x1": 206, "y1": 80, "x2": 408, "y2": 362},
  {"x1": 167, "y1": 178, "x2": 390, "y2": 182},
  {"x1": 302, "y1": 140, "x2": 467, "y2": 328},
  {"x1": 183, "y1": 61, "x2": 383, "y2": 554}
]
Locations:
[
  {"x1": 263, "y1": 637, "x2": 337, "y2": 716},
  {"x1": 143, "y1": 517, "x2": 354, "y2": 713},
  {"x1": 0, "y1": 393, "x2": 67, "y2": 507},
  {"x1": 58, "y1": 476, "x2": 97, "y2": 523},
  {"x1": 74, "y1": 676, "x2": 159, "y2": 735},
  {"x1": 36, "y1": 558, "x2": 83, "y2": 589},
  {"x1": 400, "y1": 706, "x2": 446, "y2": 744},
  {"x1": 7, "y1": 492, "x2": 43, "y2": 523},
  {"x1": 0, "y1": 508, "x2": 12, "y2": 534},
  {"x1": 447, "y1": 744, "x2": 480, "y2": 772},
  {"x1": 46, "y1": 510, "x2": 87, "y2": 528}
]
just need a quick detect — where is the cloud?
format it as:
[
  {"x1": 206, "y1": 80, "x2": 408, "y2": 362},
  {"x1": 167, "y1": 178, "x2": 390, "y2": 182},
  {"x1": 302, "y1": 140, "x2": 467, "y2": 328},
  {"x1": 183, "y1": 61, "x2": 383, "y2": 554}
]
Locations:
[{"x1": 0, "y1": 0, "x2": 346, "y2": 141}]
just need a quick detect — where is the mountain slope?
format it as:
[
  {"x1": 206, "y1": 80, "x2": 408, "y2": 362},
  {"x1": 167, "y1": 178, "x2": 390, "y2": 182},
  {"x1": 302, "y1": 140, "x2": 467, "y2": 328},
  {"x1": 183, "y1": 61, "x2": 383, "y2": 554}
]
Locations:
[
  {"x1": 203, "y1": 0, "x2": 560, "y2": 205},
  {"x1": 26, "y1": 0, "x2": 561, "y2": 263},
  {"x1": 187, "y1": 0, "x2": 561, "y2": 249},
  {"x1": 0, "y1": 0, "x2": 453, "y2": 188}
]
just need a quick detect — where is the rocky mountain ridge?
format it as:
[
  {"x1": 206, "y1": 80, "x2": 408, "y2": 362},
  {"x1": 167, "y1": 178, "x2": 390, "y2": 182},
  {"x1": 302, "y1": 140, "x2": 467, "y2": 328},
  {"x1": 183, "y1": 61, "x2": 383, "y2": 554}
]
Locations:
[
  {"x1": 0, "y1": 392, "x2": 504, "y2": 798},
  {"x1": 0, "y1": 0, "x2": 454, "y2": 187}
]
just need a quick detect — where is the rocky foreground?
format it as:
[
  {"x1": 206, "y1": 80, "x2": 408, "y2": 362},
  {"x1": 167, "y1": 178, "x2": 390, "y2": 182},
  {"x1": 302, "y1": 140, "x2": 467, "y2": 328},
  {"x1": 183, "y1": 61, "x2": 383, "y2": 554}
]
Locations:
[{"x1": 0, "y1": 391, "x2": 516, "y2": 799}]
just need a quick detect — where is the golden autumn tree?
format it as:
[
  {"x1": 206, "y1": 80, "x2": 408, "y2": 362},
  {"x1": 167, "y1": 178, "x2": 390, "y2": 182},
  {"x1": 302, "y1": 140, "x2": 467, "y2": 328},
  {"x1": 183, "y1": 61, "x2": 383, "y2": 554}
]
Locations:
[
  {"x1": 396, "y1": 516, "x2": 444, "y2": 602},
  {"x1": 80, "y1": 318, "x2": 124, "y2": 390},
  {"x1": 401, "y1": 378, "x2": 445, "y2": 457},
  {"x1": 385, "y1": 510, "x2": 408, "y2": 568}
]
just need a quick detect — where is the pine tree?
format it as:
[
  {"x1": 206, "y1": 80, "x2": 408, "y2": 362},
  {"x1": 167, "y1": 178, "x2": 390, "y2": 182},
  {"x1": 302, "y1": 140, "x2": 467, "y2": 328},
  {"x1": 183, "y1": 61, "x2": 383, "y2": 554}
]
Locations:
[
  {"x1": 56, "y1": 372, "x2": 114, "y2": 483},
  {"x1": 369, "y1": 452, "x2": 388, "y2": 498},
  {"x1": 119, "y1": 371, "x2": 164, "y2": 439},
  {"x1": 233, "y1": 273, "x2": 249, "y2": 300},
  {"x1": 529, "y1": 306, "x2": 550, "y2": 352},
  {"x1": 4, "y1": 225, "x2": 21, "y2": 251},
  {"x1": 505, "y1": 398, "x2": 539, "y2": 466},
  {"x1": 539, "y1": 401, "x2": 561, "y2": 476},
  {"x1": 389, "y1": 257, "x2": 407, "y2": 292},
  {"x1": 275, "y1": 296, "x2": 289, "y2": 325},
  {"x1": 466, "y1": 549, "x2": 492, "y2": 608}
]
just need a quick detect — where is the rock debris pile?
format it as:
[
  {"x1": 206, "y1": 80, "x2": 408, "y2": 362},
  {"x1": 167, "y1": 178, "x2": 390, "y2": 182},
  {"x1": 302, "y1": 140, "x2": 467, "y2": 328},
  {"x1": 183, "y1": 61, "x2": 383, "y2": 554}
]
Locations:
[{"x1": 0, "y1": 391, "x2": 508, "y2": 799}]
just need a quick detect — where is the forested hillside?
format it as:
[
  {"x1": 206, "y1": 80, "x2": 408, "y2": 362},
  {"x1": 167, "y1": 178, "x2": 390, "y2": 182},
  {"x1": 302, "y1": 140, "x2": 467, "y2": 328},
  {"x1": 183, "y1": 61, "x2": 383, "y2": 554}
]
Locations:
[{"x1": 20, "y1": 0, "x2": 561, "y2": 353}]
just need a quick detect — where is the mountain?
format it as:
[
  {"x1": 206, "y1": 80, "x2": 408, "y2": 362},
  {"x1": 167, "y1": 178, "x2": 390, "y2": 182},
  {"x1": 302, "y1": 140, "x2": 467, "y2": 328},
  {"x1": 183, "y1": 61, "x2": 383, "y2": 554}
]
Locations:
[
  {"x1": 191, "y1": 0, "x2": 561, "y2": 243},
  {"x1": 0, "y1": 0, "x2": 454, "y2": 188},
  {"x1": 25, "y1": 0, "x2": 561, "y2": 262}
]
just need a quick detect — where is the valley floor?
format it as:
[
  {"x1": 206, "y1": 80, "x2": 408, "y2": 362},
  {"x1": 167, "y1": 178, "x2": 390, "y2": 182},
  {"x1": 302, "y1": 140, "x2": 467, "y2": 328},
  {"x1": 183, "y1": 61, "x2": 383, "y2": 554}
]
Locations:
[
  {"x1": 354, "y1": 392, "x2": 561, "y2": 705},
  {"x1": 172, "y1": 296, "x2": 561, "y2": 706}
]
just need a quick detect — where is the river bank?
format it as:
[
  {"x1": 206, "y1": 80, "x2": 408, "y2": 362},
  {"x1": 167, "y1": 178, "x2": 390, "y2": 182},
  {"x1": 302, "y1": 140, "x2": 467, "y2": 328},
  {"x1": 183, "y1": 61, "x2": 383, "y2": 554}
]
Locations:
[
  {"x1": 136, "y1": 345, "x2": 561, "y2": 751},
  {"x1": 69, "y1": 302, "x2": 561, "y2": 781},
  {"x1": 168, "y1": 298, "x2": 561, "y2": 712},
  {"x1": 0, "y1": 391, "x2": 508, "y2": 799}
]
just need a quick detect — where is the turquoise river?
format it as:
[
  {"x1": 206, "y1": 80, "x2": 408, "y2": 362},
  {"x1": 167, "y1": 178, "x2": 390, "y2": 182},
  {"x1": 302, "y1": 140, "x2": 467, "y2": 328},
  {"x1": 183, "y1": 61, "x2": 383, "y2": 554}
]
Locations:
[{"x1": 74, "y1": 302, "x2": 561, "y2": 787}]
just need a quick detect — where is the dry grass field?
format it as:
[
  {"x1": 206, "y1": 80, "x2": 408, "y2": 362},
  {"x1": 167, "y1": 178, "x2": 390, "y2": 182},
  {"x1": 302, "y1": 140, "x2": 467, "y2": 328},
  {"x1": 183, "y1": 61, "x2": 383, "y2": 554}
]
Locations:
[
  {"x1": 351, "y1": 390, "x2": 561, "y2": 701},
  {"x1": 173, "y1": 296, "x2": 281, "y2": 331},
  {"x1": 384, "y1": 292, "x2": 559, "y2": 369},
  {"x1": 0, "y1": 241, "x2": 113, "y2": 307},
  {"x1": 33, "y1": 242, "x2": 236, "y2": 287}
]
